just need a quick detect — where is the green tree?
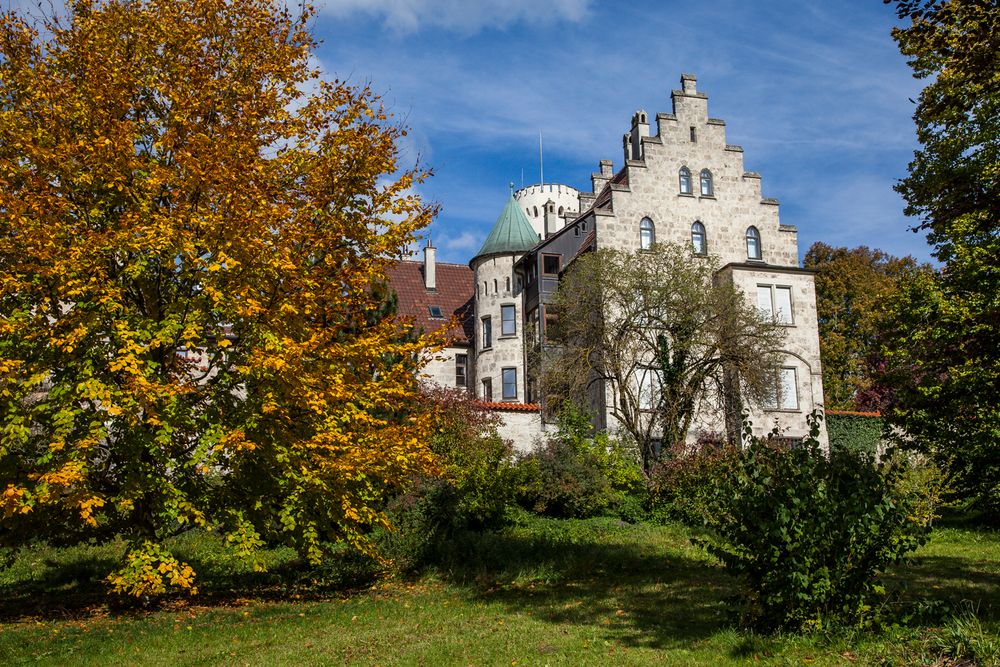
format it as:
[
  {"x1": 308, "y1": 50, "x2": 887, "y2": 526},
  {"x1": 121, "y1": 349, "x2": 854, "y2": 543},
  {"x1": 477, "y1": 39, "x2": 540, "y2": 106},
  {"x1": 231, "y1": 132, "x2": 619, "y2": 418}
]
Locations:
[
  {"x1": 0, "y1": 0, "x2": 442, "y2": 596},
  {"x1": 883, "y1": 0, "x2": 1000, "y2": 517},
  {"x1": 802, "y1": 242, "x2": 929, "y2": 411},
  {"x1": 544, "y1": 243, "x2": 785, "y2": 469}
]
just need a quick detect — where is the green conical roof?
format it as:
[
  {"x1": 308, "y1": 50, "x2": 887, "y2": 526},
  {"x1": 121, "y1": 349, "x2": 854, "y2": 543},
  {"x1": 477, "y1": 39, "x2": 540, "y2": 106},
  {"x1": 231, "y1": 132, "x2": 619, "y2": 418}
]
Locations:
[{"x1": 474, "y1": 194, "x2": 539, "y2": 260}]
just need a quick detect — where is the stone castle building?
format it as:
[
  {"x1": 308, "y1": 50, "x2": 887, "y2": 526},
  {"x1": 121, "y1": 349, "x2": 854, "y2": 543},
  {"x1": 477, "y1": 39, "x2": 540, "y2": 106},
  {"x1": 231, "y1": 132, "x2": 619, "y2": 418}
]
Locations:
[{"x1": 388, "y1": 74, "x2": 827, "y2": 451}]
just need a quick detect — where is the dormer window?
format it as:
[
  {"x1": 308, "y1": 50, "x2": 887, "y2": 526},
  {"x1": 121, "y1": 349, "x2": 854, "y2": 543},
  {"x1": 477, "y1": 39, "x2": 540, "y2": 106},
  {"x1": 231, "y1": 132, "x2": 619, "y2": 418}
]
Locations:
[
  {"x1": 700, "y1": 169, "x2": 714, "y2": 196},
  {"x1": 746, "y1": 226, "x2": 762, "y2": 260},
  {"x1": 691, "y1": 222, "x2": 707, "y2": 255},
  {"x1": 679, "y1": 167, "x2": 692, "y2": 195},
  {"x1": 428, "y1": 305, "x2": 444, "y2": 319}
]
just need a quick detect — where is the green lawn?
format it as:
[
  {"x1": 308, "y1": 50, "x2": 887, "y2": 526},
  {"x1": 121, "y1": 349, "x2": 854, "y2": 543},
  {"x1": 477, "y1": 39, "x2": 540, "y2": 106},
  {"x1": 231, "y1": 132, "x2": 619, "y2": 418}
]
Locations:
[{"x1": 1, "y1": 517, "x2": 998, "y2": 666}]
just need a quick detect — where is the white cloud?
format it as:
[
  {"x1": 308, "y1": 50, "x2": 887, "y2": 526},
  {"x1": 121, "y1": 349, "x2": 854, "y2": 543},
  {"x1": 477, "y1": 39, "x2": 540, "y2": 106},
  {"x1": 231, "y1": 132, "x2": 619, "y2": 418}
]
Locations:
[
  {"x1": 320, "y1": 0, "x2": 592, "y2": 35},
  {"x1": 441, "y1": 231, "x2": 481, "y2": 252}
]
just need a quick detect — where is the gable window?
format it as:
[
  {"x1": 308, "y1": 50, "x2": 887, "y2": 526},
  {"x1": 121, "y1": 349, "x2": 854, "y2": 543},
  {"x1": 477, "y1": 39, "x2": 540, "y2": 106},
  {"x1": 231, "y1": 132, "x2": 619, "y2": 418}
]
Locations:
[
  {"x1": 746, "y1": 226, "x2": 762, "y2": 260},
  {"x1": 757, "y1": 284, "x2": 793, "y2": 324},
  {"x1": 501, "y1": 304, "x2": 516, "y2": 335},
  {"x1": 640, "y1": 217, "x2": 655, "y2": 250},
  {"x1": 542, "y1": 253, "x2": 561, "y2": 276},
  {"x1": 679, "y1": 166, "x2": 692, "y2": 195},
  {"x1": 765, "y1": 367, "x2": 799, "y2": 411},
  {"x1": 428, "y1": 305, "x2": 444, "y2": 319},
  {"x1": 482, "y1": 377, "x2": 493, "y2": 402},
  {"x1": 691, "y1": 221, "x2": 707, "y2": 255},
  {"x1": 700, "y1": 169, "x2": 714, "y2": 196},
  {"x1": 502, "y1": 367, "x2": 517, "y2": 400},
  {"x1": 481, "y1": 316, "x2": 492, "y2": 349},
  {"x1": 455, "y1": 354, "x2": 467, "y2": 387}
]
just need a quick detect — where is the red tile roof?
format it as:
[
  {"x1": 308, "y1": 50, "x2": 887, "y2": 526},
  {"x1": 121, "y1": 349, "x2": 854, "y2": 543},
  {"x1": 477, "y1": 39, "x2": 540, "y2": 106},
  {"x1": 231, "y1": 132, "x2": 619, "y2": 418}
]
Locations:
[
  {"x1": 476, "y1": 401, "x2": 541, "y2": 412},
  {"x1": 386, "y1": 260, "x2": 474, "y2": 345},
  {"x1": 826, "y1": 410, "x2": 882, "y2": 417}
]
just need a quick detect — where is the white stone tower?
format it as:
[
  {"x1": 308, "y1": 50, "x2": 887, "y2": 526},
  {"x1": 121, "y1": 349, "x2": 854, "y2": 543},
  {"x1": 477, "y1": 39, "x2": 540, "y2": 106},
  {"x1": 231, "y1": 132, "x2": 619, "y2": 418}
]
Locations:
[
  {"x1": 470, "y1": 186, "x2": 539, "y2": 403},
  {"x1": 514, "y1": 183, "x2": 580, "y2": 240}
]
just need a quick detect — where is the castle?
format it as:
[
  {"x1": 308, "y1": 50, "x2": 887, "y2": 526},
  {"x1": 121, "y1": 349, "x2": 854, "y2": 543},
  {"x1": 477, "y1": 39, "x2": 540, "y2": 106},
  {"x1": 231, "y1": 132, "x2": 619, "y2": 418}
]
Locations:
[{"x1": 388, "y1": 74, "x2": 827, "y2": 450}]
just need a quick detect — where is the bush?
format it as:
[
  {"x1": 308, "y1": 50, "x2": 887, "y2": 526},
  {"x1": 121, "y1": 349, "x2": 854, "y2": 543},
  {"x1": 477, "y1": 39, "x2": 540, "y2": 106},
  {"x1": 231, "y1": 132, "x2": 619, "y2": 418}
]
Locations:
[
  {"x1": 375, "y1": 388, "x2": 520, "y2": 572},
  {"x1": 646, "y1": 432, "x2": 739, "y2": 526},
  {"x1": 516, "y1": 405, "x2": 644, "y2": 519},
  {"x1": 827, "y1": 411, "x2": 884, "y2": 455},
  {"x1": 703, "y1": 413, "x2": 936, "y2": 632}
]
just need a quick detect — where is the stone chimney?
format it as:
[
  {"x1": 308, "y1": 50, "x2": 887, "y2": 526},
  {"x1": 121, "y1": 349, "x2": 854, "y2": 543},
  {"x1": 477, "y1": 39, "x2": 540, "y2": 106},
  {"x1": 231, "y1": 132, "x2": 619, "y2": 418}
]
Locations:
[{"x1": 423, "y1": 241, "x2": 436, "y2": 291}]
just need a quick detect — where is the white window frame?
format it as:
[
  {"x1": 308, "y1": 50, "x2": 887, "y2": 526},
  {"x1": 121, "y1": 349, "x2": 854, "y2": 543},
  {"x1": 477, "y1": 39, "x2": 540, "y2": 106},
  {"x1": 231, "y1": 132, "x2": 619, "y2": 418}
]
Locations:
[{"x1": 756, "y1": 284, "x2": 794, "y2": 325}]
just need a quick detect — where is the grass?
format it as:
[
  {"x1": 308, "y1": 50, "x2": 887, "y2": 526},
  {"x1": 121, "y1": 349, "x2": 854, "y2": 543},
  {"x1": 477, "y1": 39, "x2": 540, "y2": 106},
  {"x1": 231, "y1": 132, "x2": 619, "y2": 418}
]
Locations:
[{"x1": 0, "y1": 517, "x2": 998, "y2": 666}]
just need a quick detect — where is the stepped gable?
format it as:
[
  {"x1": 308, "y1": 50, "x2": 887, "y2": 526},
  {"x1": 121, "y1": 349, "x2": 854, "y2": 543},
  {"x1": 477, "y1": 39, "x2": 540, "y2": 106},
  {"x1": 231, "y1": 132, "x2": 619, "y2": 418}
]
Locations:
[
  {"x1": 473, "y1": 194, "x2": 539, "y2": 260},
  {"x1": 386, "y1": 260, "x2": 474, "y2": 345}
]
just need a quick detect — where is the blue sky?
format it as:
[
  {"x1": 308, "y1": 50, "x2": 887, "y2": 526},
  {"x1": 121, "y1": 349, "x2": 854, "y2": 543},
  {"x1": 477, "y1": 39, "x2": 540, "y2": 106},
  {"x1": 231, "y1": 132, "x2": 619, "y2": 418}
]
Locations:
[{"x1": 313, "y1": 0, "x2": 932, "y2": 266}]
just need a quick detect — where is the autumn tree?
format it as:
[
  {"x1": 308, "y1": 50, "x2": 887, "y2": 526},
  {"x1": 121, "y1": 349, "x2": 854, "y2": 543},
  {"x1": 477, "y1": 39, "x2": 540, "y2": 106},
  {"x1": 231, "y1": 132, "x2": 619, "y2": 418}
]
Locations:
[
  {"x1": 544, "y1": 244, "x2": 786, "y2": 469},
  {"x1": 0, "y1": 0, "x2": 443, "y2": 596},
  {"x1": 882, "y1": 0, "x2": 1000, "y2": 517},
  {"x1": 802, "y1": 242, "x2": 930, "y2": 411}
]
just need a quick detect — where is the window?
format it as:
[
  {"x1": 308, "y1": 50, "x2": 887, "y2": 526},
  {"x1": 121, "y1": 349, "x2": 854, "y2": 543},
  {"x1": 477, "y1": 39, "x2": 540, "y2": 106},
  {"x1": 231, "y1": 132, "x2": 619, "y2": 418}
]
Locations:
[
  {"x1": 455, "y1": 354, "x2": 467, "y2": 387},
  {"x1": 494, "y1": 279, "x2": 498, "y2": 294},
  {"x1": 746, "y1": 226, "x2": 762, "y2": 260},
  {"x1": 640, "y1": 217, "x2": 655, "y2": 250},
  {"x1": 700, "y1": 169, "x2": 714, "y2": 196},
  {"x1": 691, "y1": 221, "x2": 707, "y2": 255},
  {"x1": 542, "y1": 253, "x2": 561, "y2": 276},
  {"x1": 482, "y1": 377, "x2": 493, "y2": 402},
  {"x1": 501, "y1": 304, "x2": 516, "y2": 336},
  {"x1": 637, "y1": 367, "x2": 662, "y2": 410},
  {"x1": 574, "y1": 225, "x2": 580, "y2": 237},
  {"x1": 689, "y1": 126, "x2": 697, "y2": 142},
  {"x1": 558, "y1": 206, "x2": 564, "y2": 216},
  {"x1": 765, "y1": 367, "x2": 799, "y2": 411},
  {"x1": 543, "y1": 304, "x2": 560, "y2": 340},
  {"x1": 679, "y1": 166, "x2": 692, "y2": 194},
  {"x1": 527, "y1": 377, "x2": 537, "y2": 403},
  {"x1": 505, "y1": 276, "x2": 510, "y2": 292},
  {"x1": 482, "y1": 316, "x2": 492, "y2": 349},
  {"x1": 502, "y1": 367, "x2": 517, "y2": 400},
  {"x1": 757, "y1": 284, "x2": 793, "y2": 324},
  {"x1": 428, "y1": 305, "x2": 444, "y2": 319},
  {"x1": 533, "y1": 206, "x2": 538, "y2": 217}
]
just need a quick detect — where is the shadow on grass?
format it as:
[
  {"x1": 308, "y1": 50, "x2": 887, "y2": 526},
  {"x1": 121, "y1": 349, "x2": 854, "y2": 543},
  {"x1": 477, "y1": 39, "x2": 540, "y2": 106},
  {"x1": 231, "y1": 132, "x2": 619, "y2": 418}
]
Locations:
[
  {"x1": 422, "y1": 520, "x2": 734, "y2": 650},
  {"x1": 0, "y1": 540, "x2": 381, "y2": 622},
  {"x1": 887, "y1": 553, "x2": 1000, "y2": 623}
]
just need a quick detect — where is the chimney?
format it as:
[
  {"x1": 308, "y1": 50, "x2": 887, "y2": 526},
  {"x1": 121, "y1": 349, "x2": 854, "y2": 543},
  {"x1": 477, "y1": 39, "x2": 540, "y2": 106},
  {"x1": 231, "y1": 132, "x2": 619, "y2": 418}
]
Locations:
[
  {"x1": 544, "y1": 199, "x2": 557, "y2": 238},
  {"x1": 423, "y1": 241, "x2": 436, "y2": 291}
]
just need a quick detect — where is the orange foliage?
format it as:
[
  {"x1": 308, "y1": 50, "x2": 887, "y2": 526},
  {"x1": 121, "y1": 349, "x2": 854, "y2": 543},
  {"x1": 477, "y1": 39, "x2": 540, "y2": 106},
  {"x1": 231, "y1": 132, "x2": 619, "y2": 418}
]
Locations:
[{"x1": 0, "y1": 0, "x2": 442, "y2": 596}]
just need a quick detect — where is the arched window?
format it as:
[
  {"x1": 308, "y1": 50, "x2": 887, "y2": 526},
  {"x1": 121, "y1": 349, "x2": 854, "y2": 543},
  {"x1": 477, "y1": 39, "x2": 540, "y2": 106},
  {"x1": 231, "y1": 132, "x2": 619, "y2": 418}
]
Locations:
[
  {"x1": 700, "y1": 169, "x2": 714, "y2": 196},
  {"x1": 640, "y1": 218, "x2": 655, "y2": 250},
  {"x1": 691, "y1": 222, "x2": 707, "y2": 255},
  {"x1": 558, "y1": 206, "x2": 564, "y2": 216},
  {"x1": 679, "y1": 167, "x2": 692, "y2": 195},
  {"x1": 746, "y1": 226, "x2": 762, "y2": 260}
]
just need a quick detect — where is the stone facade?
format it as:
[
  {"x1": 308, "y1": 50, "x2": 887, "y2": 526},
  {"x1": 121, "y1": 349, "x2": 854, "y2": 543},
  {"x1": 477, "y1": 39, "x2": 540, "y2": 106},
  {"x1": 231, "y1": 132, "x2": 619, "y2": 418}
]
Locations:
[{"x1": 392, "y1": 73, "x2": 827, "y2": 450}]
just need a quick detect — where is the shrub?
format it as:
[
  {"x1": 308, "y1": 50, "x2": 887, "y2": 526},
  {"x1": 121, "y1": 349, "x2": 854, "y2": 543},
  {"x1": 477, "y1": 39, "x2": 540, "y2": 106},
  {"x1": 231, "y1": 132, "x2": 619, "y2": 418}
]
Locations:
[
  {"x1": 646, "y1": 432, "x2": 739, "y2": 526},
  {"x1": 703, "y1": 413, "x2": 936, "y2": 632},
  {"x1": 516, "y1": 405, "x2": 644, "y2": 519},
  {"x1": 827, "y1": 411, "x2": 884, "y2": 455},
  {"x1": 376, "y1": 388, "x2": 519, "y2": 572}
]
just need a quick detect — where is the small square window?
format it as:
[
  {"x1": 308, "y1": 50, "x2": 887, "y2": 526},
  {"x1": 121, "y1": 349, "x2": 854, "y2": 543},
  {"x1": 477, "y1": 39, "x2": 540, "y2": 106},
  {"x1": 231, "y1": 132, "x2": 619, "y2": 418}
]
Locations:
[
  {"x1": 428, "y1": 305, "x2": 444, "y2": 319},
  {"x1": 542, "y1": 254, "x2": 561, "y2": 276}
]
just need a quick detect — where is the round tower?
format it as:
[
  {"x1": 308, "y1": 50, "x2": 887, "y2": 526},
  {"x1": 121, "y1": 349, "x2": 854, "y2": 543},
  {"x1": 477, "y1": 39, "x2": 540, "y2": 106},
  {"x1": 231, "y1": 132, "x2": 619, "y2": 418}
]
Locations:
[
  {"x1": 470, "y1": 188, "x2": 539, "y2": 403},
  {"x1": 513, "y1": 183, "x2": 580, "y2": 239}
]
